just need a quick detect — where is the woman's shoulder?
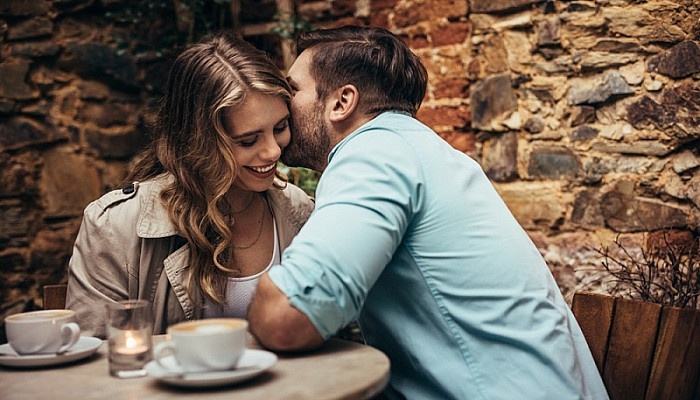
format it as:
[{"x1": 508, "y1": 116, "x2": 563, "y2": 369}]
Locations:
[
  {"x1": 267, "y1": 183, "x2": 315, "y2": 225},
  {"x1": 82, "y1": 175, "x2": 173, "y2": 234}
]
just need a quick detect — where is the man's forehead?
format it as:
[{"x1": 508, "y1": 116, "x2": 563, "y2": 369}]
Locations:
[{"x1": 287, "y1": 49, "x2": 314, "y2": 80}]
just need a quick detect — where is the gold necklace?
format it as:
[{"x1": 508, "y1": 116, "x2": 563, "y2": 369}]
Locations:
[
  {"x1": 232, "y1": 196, "x2": 266, "y2": 250},
  {"x1": 230, "y1": 193, "x2": 256, "y2": 215}
]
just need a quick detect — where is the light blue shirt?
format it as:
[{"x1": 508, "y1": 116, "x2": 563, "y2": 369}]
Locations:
[{"x1": 270, "y1": 112, "x2": 608, "y2": 399}]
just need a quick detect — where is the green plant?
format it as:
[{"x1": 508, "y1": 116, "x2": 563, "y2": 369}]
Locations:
[
  {"x1": 595, "y1": 232, "x2": 700, "y2": 309},
  {"x1": 269, "y1": 11, "x2": 313, "y2": 40},
  {"x1": 278, "y1": 163, "x2": 320, "y2": 197}
]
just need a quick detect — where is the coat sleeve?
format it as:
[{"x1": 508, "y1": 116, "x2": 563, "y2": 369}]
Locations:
[{"x1": 66, "y1": 188, "x2": 139, "y2": 338}]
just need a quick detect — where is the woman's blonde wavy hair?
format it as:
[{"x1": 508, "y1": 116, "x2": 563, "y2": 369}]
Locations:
[{"x1": 124, "y1": 31, "x2": 291, "y2": 305}]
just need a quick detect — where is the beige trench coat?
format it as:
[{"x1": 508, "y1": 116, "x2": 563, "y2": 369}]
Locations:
[{"x1": 66, "y1": 174, "x2": 314, "y2": 338}]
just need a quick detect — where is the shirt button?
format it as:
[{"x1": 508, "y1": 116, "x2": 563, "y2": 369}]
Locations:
[{"x1": 122, "y1": 183, "x2": 135, "y2": 194}]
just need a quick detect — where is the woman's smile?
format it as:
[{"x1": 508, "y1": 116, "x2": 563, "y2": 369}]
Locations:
[{"x1": 246, "y1": 162, "x2": 277, "y2": 178}]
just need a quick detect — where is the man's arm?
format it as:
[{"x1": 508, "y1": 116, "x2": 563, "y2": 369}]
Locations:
[{"x1": 248, "y1": 273, "x2": 325, "y2": 352}]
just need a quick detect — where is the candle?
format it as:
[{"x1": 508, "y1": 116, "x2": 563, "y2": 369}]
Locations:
[
  {"x1": 117, "y1": 331, "x2": 149, "y2": 355},
  {"x1": 105, "y1": 300, "x2": 153, "y2": 378}
]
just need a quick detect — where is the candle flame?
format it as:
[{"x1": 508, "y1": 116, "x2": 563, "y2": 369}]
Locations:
[{"x1": 125, "y1": 332, "x2": 137, "y2": 348}]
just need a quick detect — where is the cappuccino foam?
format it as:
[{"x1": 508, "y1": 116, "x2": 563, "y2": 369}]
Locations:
[
  {"x1": 171, "y1": 319, "x2": 246, "y2": 334},
  {"x1": 7, "y1": 310, "x2": 73, "y2": 321}
]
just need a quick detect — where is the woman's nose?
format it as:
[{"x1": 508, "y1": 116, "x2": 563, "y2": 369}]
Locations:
[{"x1": 260, "y1": 133, "x2": 282, "y2": 161}]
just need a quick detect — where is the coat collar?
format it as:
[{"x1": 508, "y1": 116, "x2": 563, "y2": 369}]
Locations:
[
  {"x1": 136, "y1": 174, "x2": 179, "y2": 238},
  {"x1": 134, "y1": 174, "x2": 305, "y2": 239}
]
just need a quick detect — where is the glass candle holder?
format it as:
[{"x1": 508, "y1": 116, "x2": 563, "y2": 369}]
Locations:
[{"x1": 105, "y1": 300, "x2": 153, "y2": 378}]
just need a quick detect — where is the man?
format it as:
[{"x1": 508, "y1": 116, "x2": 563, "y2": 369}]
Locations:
[{"x1": 248, "y1": 26, "x2": 608, "y2": 400}]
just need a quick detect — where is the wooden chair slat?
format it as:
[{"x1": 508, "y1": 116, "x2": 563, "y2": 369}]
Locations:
[
  {"x1": 645, "y1": 306, "x2": 700, "y2": 400},
  {"x1": 571, "y1": 291, "x2": 615, "y2": 373},
  {"x1": 604, "y1": 298, "x2": 662, "y2": 400},
  {"x1": 43, "y1": 284, "x2": 67, "y2": 310}
]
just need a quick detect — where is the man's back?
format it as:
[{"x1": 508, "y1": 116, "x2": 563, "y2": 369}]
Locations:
[{"x1": 271, "y1": 112, "x2": 608, "y2": 399}]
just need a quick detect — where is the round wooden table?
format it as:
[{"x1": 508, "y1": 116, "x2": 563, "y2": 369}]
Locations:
[{"x1": 0, "y1": 336, "x2": 390, "y2": 400}]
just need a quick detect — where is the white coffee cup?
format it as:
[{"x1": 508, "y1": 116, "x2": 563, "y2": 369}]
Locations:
[
  {"x1": 154, "y1": 318, "x2": 247, "y2": 373},
  {"x1": 5, "y1": 309, "x2": 82, "y2": 355}
]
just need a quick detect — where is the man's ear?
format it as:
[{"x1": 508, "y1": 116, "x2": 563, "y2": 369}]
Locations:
[{"x1": 328, "y1": 84, "x2": 359, "y2": 122}]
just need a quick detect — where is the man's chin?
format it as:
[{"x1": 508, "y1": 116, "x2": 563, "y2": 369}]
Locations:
[{"x1": 280, "y1": 150, "x2": 306, "y2": 169}]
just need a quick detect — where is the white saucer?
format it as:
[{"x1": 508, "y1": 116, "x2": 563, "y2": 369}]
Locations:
[
  {"x1": 146, "y1": 349, "x2": 277, "y2": 388},
  {"x1": 0, "y1": 336, "x2": 102, "y2": 368}
]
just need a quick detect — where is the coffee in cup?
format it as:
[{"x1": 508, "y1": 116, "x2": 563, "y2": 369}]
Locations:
[
  {"x1": 5, "y1": 309, "x2": 81, "y2": 355},
  {"x1": 154, "y1": 318, "x2": 247, "y2": 373}
]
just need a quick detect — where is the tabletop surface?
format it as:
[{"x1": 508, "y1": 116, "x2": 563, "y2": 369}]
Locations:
[{"x1": 0, "y1": 335, "x2": 390, "y2": 400}]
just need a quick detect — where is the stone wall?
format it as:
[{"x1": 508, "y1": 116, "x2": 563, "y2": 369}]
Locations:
[{"x1": 1, "y1": 0, "x2": 699, "y2": 329}]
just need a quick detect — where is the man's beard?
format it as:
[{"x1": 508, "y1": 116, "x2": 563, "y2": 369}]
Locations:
[{"x1": 282, "y1": 103, "x2": 332, "y2": 172}]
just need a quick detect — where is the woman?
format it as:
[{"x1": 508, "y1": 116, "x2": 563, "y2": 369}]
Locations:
[{"x1": 66, "y1": 32, "x2": 314, "y2": 338}]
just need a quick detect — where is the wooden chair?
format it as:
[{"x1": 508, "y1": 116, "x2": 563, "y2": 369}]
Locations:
[
  {"x1": 43, "y1": 284, "x2": 68, "y2": 310},
  {"x1": 571, "y1": 292, "x2": 700, "y2": 400}
]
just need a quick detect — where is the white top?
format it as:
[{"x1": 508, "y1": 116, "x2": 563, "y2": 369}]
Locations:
[{"x1": 203, "y1": 218, "x2": 280, "y2": 319}]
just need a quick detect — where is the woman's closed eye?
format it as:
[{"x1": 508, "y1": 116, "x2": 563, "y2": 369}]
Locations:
[
  {"x1": 238, "y1": 136, "x2": 259, "y2": 147},
  {"x1": 274, "y1": 119, "x2": 290, "y2": 134}
]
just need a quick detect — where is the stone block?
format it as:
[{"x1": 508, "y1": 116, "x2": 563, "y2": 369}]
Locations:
[
  {"x1": 0, "y1": 0, "x2": 51, "y2": 16},
  {"x1": 619, "y1": 61, "x2": 645, "y2": 86},
  {"x1": 40, "y1": 147, "x2": 102, "y2": 218},
  {"x1": 405, "y1": 33, "x2": 430, "y2": 49},
  {"x1": 672, "y1": 150, "x2": 699, "y2": 174},
  {"x1": 10, "y1": 41, "x2": 60, "y2": 58},
  {"x1": 601, "y1": 182, "x2": 689, "y2": 232},
  {"x1": 0, "y1": 200, "x2": 31, "y2": 239},
  {"x1": 84, "y1": 127, "x2": 146, "y2": 160},
  {"x1": 482, "y1": 131, "x2": 518, "y2": 182},
  {"x1": 647, "y1": 41, "x2": 700, "y2": 79},
  {"x1": 493, "y1": 181, "x2": 564, "y2": 230},
  {"x1": 603, "y1": 6, "x2": 685, "y2": 44},
  {"x1": 77, "y1": 81, "x2": 110, "y2": 100},
  {"x1": 79, "y1": 101, "x2": 137, "y2": 128},
  {"x1": 470, "y1": 11, "x2": 532, "y2": 33},
  {"x1": 571, "y1": 125, "x2": 599, "y2": 141},
  {"x1": 432, "y1": 22, "x2": 470, "y2": 47},
  {"x1": 571, "y1": 189, "x2": 605, "y2": 228},
  {"x1": 394, "y1": 0, "x2": 467, "y2": 27},
  {"x1": 331, "y1": 0, "x2": 356, "y2": 16},
  {"x1": 53, "y1": 0, "x2": 94, "y2": 13},
  {"x1": 0, "y1": 151, "x2": 40, "y2": 197},
  {"x1": 0, "y1": 117, "x2": 65, "y2": 152},
  {"x1": 470, "y1": 73, "x2": 518, "y2": 131},
  {"x1": 688, "y1": 174, "x2": 700, "y2": 209},
  {"x1": 580, "y1": 52, "x2": 638, "y2": 71},
  {"x1": 567, "y1": 71, "x2": 634, "y2": 105},
  {"x1": 59, "y1": 42, "x2": 140, "y2": 91},
  {"x1": 370, "y1": 0, "x2": 398, "y2": 9},
  {"x1": 470, "y1": 0, "x2": 540, "y2": 13},
  {"x1": 537, "y1": 17, "x2": 560, "y2": 46},
  {"x1": 0, "y1": 59, "x2": 35, "y2": 100},
  {"x1": 626, "y1": 82, "x2": 700, "y2": 148},
  {"x1": 570, "y1": 105, "x2": 596, "y2": 127},
  {"x1": 29, "y1": 226, "x2": 78, "y2": 275},
  {"x1": 590, "y1": 38, "x2": 642, "y2": 53},
  {"x1": 477, "y1": 33, "x2": 510, "y2": 76},
  {"x1": 0, "y1": 99, "x2": 14, "y2": 114},
  {"x1": 0, "y1": 251, "x2": 26, "y2": 271},
  {"x1": 433, "y1": 78, "x2": 470, "y2": 99},
  {"x1": 591, "y1": 141, "x2": 671, "y2": 157},
  {"x1": 6, "y1": 17, "x2": 53, "y2": 40},
  {"x1": 416, "y1": 104, "x2": 470, "y2": 128},
  {"x1": 528, "y1": 146, "x2": 581, "y2": 179},
  {"x1": 524, "y1": 116, "x2": 545, "y2": 133}
]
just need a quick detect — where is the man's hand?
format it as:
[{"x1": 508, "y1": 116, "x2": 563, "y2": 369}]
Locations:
[{"x1": 248, "y1": 273, "x2": 325, "y2": 352}]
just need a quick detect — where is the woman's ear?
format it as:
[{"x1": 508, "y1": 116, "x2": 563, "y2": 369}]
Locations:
[{"x1": 328, "y1": 84, "x2": 359, "y2": 122}]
